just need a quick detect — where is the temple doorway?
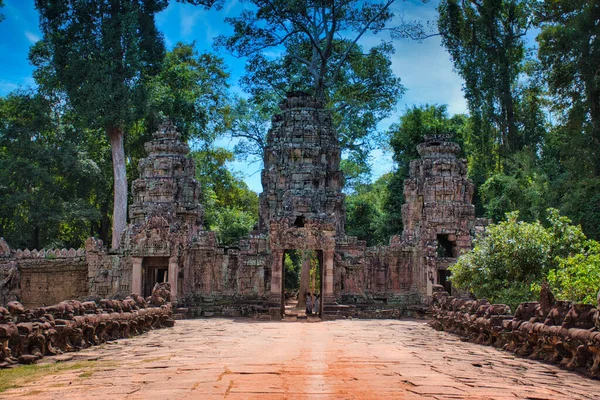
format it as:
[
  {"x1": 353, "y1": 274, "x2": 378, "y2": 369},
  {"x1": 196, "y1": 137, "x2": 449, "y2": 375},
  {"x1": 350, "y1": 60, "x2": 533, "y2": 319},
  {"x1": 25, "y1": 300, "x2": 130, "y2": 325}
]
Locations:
[
  {"x1": 437, "y1": 269, "x2": 452, "y2": 295},
  {"x1": 142, "y1": 257, "x2": 169, "y2": 298},
  {"x1": 281, "y1": 249, "x2": 323, "y2": 319}
]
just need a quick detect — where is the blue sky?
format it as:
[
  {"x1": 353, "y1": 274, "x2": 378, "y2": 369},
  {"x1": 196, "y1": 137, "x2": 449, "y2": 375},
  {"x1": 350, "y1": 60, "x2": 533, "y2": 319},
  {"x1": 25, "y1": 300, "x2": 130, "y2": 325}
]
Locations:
[{"x1": 0, "y1": 0, "x2": 467, "y2": 193}]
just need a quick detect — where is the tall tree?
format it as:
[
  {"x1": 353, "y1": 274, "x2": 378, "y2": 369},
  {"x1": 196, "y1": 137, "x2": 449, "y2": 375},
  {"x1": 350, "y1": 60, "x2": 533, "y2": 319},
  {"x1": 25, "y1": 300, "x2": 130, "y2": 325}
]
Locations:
[
  {"x1": 217, "y1": 0, "x2": 413, "y2": 177},
  {"x1": 438, "y1": 0, "x2": 532, "y2": 161},
  {"x1": 536, "y1": 0, "x2": 600, "y2": 174},
  {"x1": 32, "y1": 0, "x2": 168, "y2": 249},
  {"x1": 217, "y1": 0, "x2": 409, "y2": 100},
  {"x1": 0, "y1": 90, "x2": 105, "y2": 249}
]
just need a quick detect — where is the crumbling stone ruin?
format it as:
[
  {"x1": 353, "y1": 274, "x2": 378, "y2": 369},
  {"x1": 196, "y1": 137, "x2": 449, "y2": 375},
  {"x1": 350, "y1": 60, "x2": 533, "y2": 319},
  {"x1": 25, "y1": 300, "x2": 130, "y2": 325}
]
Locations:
[
  {"x1": 429, "y1": 285, "x2": 600, "y2": 378},
  {"x1": 0, "y1": 282, "x2": 174, "y2": 368},
  {"x1": 0, "y1": 92, "x2": 484, "y2": 319}
]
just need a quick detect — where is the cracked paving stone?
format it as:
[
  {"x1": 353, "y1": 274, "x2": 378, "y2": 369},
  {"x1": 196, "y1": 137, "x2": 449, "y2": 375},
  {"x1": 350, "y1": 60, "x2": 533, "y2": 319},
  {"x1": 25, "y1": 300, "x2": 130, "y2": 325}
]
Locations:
[{"x1": 1, "y1": 319, "x2": 599, "y2": 399}]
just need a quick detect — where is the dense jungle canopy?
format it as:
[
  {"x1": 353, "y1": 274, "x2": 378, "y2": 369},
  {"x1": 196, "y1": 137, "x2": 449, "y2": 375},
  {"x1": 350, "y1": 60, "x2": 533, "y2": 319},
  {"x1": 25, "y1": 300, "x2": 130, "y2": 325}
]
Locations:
[{"x1": 0, "y1": 0, "x2": 599, "y2": 304}]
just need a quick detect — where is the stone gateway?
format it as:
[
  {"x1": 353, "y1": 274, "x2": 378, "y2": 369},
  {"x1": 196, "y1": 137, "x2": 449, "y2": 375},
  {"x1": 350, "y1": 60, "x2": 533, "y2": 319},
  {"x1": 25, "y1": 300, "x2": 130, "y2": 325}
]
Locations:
[{"x1": 0, "y1": 92, "x2": 484, "y2": 318}]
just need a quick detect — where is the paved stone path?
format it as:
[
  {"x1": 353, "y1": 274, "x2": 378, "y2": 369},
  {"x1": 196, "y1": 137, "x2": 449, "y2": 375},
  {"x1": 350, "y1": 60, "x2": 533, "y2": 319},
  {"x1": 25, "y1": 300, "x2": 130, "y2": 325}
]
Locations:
[{"x1": 2, "y1": 319, "x2": 600, "y2": 399}]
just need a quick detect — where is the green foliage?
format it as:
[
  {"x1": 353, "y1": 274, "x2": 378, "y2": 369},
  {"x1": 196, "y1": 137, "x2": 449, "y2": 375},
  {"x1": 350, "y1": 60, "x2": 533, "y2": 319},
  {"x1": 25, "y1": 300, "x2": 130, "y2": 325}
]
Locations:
[
  {"x1": 480, "y1": 151, "x2": 549, "y2": 223},
  {"x1": 32, "y1": 0, "x2": 167, "y2": 132},
  {"x1": 216, "y1": 0, "x2": 405, "y2": 99},
  {"x1": 0, "y1": 0, "x2": 5, "y2": 23},
  {"x1": 542, "y1": 241, "x2": 600, "y2": 304},
  {"x1": 450, "y1": 209, "x2": 590, "y2": 309},
  {"x1": 209, "y1": 207, "x2": 257, "y2": 247},
  {"x1": 345, "y1": 173, "x2": 393, "y2": 246},
  {"x1": 192, "y1": 147, "x2": 258, "y2": 246},
  {"x1": 0, "y1": 91, "x2": 106, "y2": 249},
  {"x1": 284, "y1": 250, "x2": 301, "y2": 291},
  {"x1": 147, "y1": 43, "x2": 231, "y2": 142},
  {"x1": 438, "y1": 0, "x2": 532, "y2": 160},
  {"x1": 536, "y1": 0, "x2": 600, "y2": 174}
]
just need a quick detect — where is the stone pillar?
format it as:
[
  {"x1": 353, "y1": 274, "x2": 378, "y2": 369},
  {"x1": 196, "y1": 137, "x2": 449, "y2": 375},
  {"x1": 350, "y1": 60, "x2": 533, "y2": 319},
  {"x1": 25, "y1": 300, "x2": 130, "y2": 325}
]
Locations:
[
  {"x1": 131, "y1": 257, "x2": 143, "y2": 295},
  {"x1": 168, "y1": 256, "x2": 179, "y2": 302},
  {"x1": 297, "y1": 250, "x2": 312, "y2": 309},
  {"x1": 323, "y1": 249, "x2": 335, "y2": 303},
  {"x1": 269, "y1": 249, "x2": 283, "y2": 307}
]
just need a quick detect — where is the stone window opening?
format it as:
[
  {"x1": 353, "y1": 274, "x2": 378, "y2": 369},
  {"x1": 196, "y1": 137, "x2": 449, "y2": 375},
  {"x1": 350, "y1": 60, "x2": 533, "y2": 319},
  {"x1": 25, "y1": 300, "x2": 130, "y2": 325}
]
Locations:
[
  {"x1": 294, "y1": 215, "x2": 305, "y2": 228},
  {"x1": 436, "y1": 234, "x2": 456, "y2": 258}
]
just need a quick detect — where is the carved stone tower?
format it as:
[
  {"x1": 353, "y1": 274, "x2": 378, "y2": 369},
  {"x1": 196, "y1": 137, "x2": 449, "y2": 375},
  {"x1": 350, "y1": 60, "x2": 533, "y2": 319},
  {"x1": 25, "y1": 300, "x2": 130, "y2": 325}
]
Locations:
[
  {"x1": 260, "y1": 92, "x2": 344, "y2": 309},
  {"x1": 123, "y1": 120, "x2": 202, "y2": 300},
  {"x1": 259, "y1": 92, "x2": 345, "y2": 236},
  {"x1": 401, "y1": 134, "x2": 476, "y2": 296},
  {"x1": 129, "y1": 120, "x2": 202, "y2": 234}
]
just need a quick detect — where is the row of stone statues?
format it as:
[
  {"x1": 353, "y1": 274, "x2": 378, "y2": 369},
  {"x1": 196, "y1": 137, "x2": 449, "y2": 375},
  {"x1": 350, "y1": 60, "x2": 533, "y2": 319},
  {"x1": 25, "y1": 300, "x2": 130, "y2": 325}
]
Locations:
[
  {"x1": 429, "y1": 284, "x2": 600, "y2": 378},
  {"x1": 0, "y1": 282, "x2": 175, "y2": 367}
]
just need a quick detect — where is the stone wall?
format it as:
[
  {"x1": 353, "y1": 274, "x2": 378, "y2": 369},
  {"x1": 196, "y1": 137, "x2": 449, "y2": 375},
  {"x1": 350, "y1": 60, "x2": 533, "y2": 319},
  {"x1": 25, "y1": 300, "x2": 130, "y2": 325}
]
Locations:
[{"x1": 0, "y1": 240, "x2": 88, "y2": 308}]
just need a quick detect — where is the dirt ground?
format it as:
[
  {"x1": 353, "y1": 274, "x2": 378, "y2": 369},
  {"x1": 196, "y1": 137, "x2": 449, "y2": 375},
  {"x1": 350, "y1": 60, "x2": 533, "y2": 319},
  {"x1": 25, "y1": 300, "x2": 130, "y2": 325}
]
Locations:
[{"x1": 1, "y1": 318, "x2": 599, "y2": 399}]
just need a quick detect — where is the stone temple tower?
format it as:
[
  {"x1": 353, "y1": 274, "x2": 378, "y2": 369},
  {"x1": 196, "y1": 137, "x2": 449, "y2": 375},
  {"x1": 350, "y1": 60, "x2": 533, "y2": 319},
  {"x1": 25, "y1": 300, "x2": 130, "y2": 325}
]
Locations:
[
  {"x1": 401, "y1": 134, "x2": 476, "y2": 296},
  {"x1": 129, "y1": 120, "x2": 202, "y2": 235},
  {"x1": 121, "y1": 120, "x2": 203, "y2": 300},
  {"x1": 258, "y1": 92, "x2": 345, "y2": 235},
  {"x1": 260, "y1": 92, "x2": 345, "y2": 309}
]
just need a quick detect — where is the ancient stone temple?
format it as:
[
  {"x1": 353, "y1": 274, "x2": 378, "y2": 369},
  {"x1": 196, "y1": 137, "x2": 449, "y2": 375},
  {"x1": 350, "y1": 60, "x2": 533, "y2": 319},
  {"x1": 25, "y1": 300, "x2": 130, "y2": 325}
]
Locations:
[
  {"x1": 258, "y1": 93, "x2": 345, "y2": 235},
  {"x1": 0, "y1": 93, "x2": 483, "y2": 318},
  {"x1": 259, "y1": 93, "x2": 346, "y2": 309},
  {"x1": 86, "y1": 120, "x2": 204, "y2": 301},
  {"x1": 86, "y1": 120, "x2": 270, "y2": 307},
  {"x1": 400, "y1": 134, "x2": 477, "y2": 296}
]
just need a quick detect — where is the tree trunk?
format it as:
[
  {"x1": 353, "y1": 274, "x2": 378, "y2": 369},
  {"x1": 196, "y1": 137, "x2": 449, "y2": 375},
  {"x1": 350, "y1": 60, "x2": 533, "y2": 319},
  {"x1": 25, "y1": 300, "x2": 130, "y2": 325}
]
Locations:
[
  {"x1": 108, "y1": 126, "x2": 127, "y2": 249},
  {"x1": 297, "y1": 251, "x2": 311, "y2": 309}
]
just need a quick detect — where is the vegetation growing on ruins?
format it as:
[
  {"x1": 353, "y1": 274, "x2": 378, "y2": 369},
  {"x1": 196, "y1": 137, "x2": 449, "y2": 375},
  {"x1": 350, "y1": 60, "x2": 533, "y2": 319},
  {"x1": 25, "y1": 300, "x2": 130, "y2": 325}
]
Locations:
[{"x1": 217, "y1": 0, "x2": 411, "y2": 182}]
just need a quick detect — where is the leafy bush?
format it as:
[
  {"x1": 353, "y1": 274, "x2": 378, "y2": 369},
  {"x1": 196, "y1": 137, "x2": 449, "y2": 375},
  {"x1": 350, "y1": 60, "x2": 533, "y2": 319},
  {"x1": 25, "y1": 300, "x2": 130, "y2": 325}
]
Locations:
[
  {"x1": 541, "y1": 241, "x2": 600, "y2": 304},
  {"x1": 450, "y1": 209, "x2": 592, "y2": 309}
]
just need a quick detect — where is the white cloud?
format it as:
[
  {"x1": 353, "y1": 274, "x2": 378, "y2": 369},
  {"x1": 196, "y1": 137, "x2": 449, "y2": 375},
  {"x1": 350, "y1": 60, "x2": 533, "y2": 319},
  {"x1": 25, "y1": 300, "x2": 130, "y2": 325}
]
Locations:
[
  {"x1": 24, "y1": 30, "x2": 40, "y2": 44},
  {"x1": 223, "y1": 0, "x2": 239, "y2": 15},
  {"x1": 180, "y1": 8, "x2": 204, "y2": 38},
  {"x1": 0, "y1": 81, "x2": 18, "y2": 95}
]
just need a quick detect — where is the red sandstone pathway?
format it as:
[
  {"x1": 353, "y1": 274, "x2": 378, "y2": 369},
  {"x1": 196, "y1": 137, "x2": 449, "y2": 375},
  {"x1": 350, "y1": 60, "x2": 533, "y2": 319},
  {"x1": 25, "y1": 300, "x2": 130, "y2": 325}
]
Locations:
[{"x1": 2, "y1": 319, "x2": 599, "y2": 399}]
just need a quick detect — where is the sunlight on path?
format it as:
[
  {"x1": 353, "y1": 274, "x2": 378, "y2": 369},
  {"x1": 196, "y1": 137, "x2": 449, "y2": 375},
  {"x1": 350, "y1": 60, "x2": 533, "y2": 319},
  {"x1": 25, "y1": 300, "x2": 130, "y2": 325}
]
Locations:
[{"x1": 1, "y1": 319, "x2": 599, "y2": 399}]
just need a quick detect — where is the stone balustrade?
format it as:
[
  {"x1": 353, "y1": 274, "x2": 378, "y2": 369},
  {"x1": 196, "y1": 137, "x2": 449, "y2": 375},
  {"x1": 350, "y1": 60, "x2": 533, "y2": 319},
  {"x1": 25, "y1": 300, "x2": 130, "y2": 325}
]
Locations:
[
  {"x1": 14, "y1": 248, "x2": 85, "y2": 259},
  {"x1": 0, "y1": 282, "x2": 175, "y2": 368},
  {"x1": 429, "y1": 284, "x2": 600, "y2": 378}
]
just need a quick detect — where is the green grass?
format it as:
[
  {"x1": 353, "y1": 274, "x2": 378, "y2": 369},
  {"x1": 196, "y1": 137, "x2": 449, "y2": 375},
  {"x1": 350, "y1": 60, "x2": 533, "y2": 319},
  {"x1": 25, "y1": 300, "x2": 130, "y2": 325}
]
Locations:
[{"x1": 0, "y1": 361, "x2": 98, "y2": 392}]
